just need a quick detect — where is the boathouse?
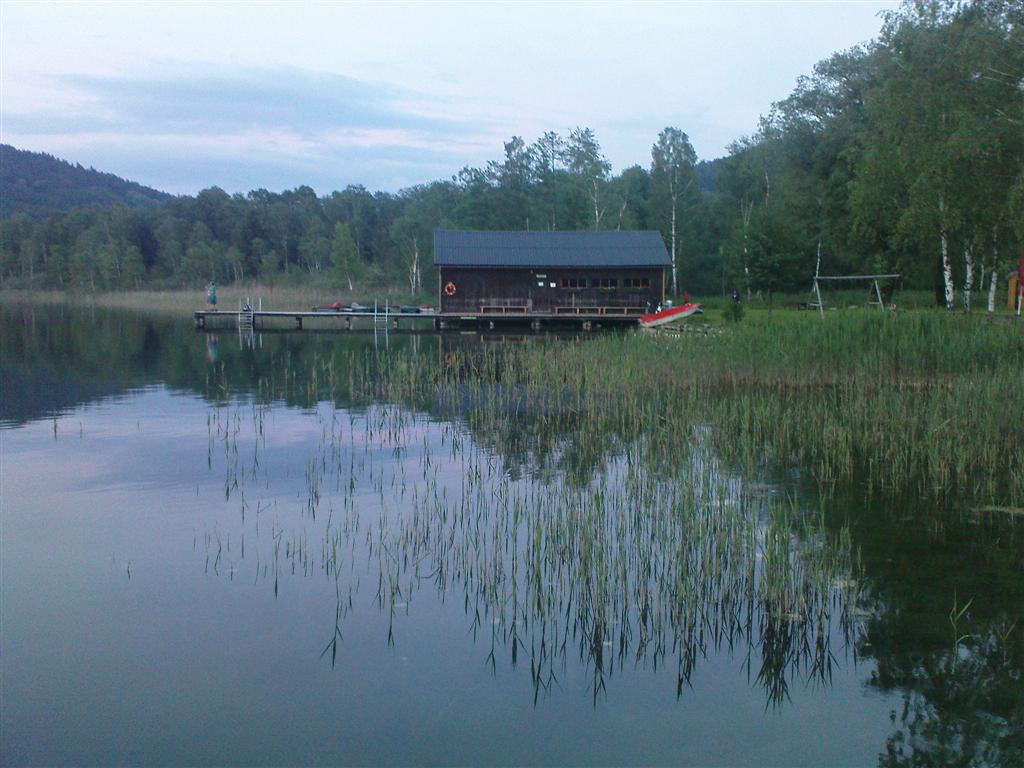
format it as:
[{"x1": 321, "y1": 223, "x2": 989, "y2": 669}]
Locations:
[{"x1": 434, "y1": 230, "x2": 670, "y2": 326}]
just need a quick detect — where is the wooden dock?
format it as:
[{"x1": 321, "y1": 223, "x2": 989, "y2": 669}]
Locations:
[
  {"x1": 194, "y1": 308, "x2": 644, "y2": 331},
  {"x1": 193, "y1": 308, "x2": 439, "y2": 330}
]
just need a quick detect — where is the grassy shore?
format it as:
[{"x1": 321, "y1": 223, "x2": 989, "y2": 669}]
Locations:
[{"x1": 316, "y1": 308, "x2": 1022, "y2": 506}]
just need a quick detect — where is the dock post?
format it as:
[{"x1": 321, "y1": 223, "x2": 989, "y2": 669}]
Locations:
[
  {"x1": 582, "y1": 320, "x2": 592, "y2": 331},
  {"x1": 345, "y1": 317, "x2": 352, "y2": 331},
  {"x1": 296, "y1": 316, "x2": 303, "y2": 330},
  {"x1": 531, "y1": 319, "x2": 542, "y2": 331},
  {"x1": 392, "y1": 318, "x2": 399, "y2": 330}
]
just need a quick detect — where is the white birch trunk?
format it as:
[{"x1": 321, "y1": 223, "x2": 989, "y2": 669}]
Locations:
[
  {"x1": 351, "y1": 236, "x2": 360, "y2": 292},
  {"x1": 963, "y1": 243, "x2": 974, "y2": 312},
  {"x1": 986, "y1": 226, "x2": 998, "y2": 313},
  {"x1": 408, "y1": 238, "x2": 421, "y2": 295},
  {"x1": 938, "y1": 194, "x2": 954, "y2": 310},
  {"x1": 670, "y1": 199, "x2": 678, "y2": 296},
  {"x1": 741, "y1": 200, "x2": 753, "y2": 302}
]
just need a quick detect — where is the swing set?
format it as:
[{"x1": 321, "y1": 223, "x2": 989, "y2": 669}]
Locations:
[{"x1": 808, "y1": 273, "x2": 901, "y2": 317}]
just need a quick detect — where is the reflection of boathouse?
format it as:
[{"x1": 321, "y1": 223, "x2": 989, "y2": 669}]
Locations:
[{"x1": 434, "y1": 230, "x2": 670, "y2": 328}]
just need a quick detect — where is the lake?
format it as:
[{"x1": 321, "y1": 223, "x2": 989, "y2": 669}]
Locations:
[{"x1": 2, "y1": 303, "x2": 1021, "y2": 766}]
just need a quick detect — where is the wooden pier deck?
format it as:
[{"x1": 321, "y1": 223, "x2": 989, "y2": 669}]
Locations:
[
  {"x1": 194, "y1": 308, "x2": 644, "y2": 331},
  {"x1": 194, "y1": 308, "x2": 439, "y2": 330}
]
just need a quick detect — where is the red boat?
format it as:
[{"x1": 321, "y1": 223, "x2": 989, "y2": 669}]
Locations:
[
  {"x1": 312, "y1": 301, "x2": 347, "y2": 312},
  {"x1": 639, "y1": 303, "x2": 703, "y2": 328}
]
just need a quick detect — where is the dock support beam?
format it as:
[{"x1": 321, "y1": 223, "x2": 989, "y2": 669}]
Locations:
[
  {"x1": 295, "y1": 316, "x2": 303, "y2": 330},
  {"x1": 531, "y1": 319, "x2": 542, "y2": 331}
]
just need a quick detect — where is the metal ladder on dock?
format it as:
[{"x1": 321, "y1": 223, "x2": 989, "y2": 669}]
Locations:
[
  {"x1": 237, "y1": 298, "x2": 257, "y2": 349},
  {"x1": 238, "y1": 299, "x2": 255, "y2": 331}
]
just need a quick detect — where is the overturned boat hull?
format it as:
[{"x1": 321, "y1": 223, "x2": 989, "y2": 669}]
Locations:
[{"x1": 639, "y1": 303, "x2": 703, "y2": 328}]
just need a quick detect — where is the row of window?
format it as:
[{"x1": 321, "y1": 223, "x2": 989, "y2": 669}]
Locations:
[{"x1": 555, "y1": 277, "x2": 652, "y2": 290}]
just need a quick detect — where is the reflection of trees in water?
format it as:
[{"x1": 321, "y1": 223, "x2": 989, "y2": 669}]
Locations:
[
  {"x1": 202, "y1": 399, "x2": 863, "y2": 708},
  {"x1": 833, "y1": 500, "x2": 1024, "y2": 767},
  {"x1": 0, "y1": 302, "x2": 437, "y2": 422},
  {"x1": 873, "y1": 624, "x2": 1022, "y2": 767}
]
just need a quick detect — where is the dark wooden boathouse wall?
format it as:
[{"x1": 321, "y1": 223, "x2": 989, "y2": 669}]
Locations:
[
  {"x1": 433, "y1": 230, "x2": 671, "y2": 324},
  {"x1": 438, "y1": 266, "x2": 665, "y2": 315}
]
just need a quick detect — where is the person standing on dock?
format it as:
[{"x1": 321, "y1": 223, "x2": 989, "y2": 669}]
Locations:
[{"x1": 206, "y1": 280, "x2": 217, "y2": 308}]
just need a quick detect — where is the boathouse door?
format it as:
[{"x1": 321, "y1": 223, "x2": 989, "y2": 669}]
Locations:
[{"x1": 533, "y1": 272, "x2": 556, "y2": 312}]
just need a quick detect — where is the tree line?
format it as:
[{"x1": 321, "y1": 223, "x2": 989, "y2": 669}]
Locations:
[{"x1": 1, "y1": 0, "x2": 1021, "y2": 307}]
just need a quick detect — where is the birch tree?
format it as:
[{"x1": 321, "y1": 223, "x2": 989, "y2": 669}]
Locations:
[
  {"x1": 330, "y1": 222, "x2": 360, "y2": 292},
  {"x1": 650, "y1": 127, "x2": 697, "y2": 296},
  {"x1": 565, "y1": 127, "x2": 611, "y2": 229},
  {"x1": 852, "y1": 0, "x2": 1024, "y2": 309}
]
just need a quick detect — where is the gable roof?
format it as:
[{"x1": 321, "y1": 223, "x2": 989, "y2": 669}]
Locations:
[{"x1": 433, "y1": 230, "x2": 671, "y2": 268}]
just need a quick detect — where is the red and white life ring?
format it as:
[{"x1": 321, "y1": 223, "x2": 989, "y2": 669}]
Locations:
[{"x1": 443, "y1": 281, "x2": 457, "y2": 297}]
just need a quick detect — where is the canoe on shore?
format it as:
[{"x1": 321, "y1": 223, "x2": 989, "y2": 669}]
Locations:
[{"x1": 639, "y1": 303, "x2": 703, "y2": 328}]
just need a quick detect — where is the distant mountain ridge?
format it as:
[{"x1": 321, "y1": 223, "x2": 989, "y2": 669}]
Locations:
[{"x1": 0, "y1": 144, "x2": 172, "y2": 219}]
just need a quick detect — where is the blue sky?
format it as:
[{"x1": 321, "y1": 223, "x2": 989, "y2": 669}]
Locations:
[{"x1": 1, "y1": 1, "x2": 897, "y2": 195}]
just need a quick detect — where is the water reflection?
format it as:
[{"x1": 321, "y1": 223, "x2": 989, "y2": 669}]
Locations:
[
  {"x1": 198, "y1": 399, "x2": 862, "y2": 708},
  {"x1": 837, "y1": 499, "x2": 1024, "y2": 766},
  {"x1": 3, "y1": 302, "x2": 1022, "y2": 765}
]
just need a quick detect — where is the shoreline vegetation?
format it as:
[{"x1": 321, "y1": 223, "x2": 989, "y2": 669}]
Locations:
[
  {"x1": 1, "y1": 285, "x2": 1020, "y2": 316},
  {"x1": 73, "y1": 287, "x2": 1009, "y2": 509},
  {"x1": 3, "y1": 283, "x2": 1021, "y2": 512},
  {"x1": 351, "y1": 312, "x2": 1023, "y2": 507}
]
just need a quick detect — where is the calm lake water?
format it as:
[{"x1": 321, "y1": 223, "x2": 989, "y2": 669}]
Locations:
[{"x1": 2, "y1": 303, "x2": 1022, "y2": 767}]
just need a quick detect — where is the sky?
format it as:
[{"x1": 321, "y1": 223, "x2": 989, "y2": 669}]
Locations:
[{"x1": 1, "y1": 1, "x2": 898, "y2": 196}]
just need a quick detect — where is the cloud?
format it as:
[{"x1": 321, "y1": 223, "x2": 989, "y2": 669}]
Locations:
[{"x1": 3, "y1": 66, "x2": 504, "y2": 193}]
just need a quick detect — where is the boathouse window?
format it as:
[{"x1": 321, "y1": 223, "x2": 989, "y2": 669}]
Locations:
[
  {"x1": 595, "y1": 278, "x2": 618, "y2": 289},
  {"x1": 560, "y1": 277, "x2": 586, "y2": 289},
  {"x1": 624, "y1": 277, "x2": 650, "y2": 289}
]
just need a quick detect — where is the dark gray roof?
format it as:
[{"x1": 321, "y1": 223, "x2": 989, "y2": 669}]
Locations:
[{"x1": 433, "y1": 230, "x2": 670, "y2": 268}]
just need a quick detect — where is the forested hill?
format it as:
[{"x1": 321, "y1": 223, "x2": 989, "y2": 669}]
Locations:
[{"x1": 0, "y1": 145, "x2": 171, "y2": 219}]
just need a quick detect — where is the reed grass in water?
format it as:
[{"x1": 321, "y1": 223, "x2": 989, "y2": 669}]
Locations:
[{"x1": 195, "y1": 310, "x2": 1022, "y2": 704}]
